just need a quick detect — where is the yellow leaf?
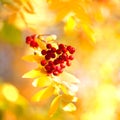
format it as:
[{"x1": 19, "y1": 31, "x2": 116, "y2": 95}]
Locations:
[
  {"x1": 32, "y1": 76, "x2": 52, "y2": 87},
  {"x1": 32, "y1": 85, "x2": 54, "y2": 102},
  {"x1": 59, "y1": 71, "x2": 80, "y2": 84},
  {"x1": 80, "y1": 23, "x2": 95, "y2": 43},
  {"x1": 64, "y1": 16, "x2": 77, "y2": 34},
  {"x1": 22, "y1": 55, "x2": 44, "y2": 62},
  {"x1": 62, "y1": 94, "x2": 78, "y2": 103},
  {"x1": 22, "y1": 68, "x2": 45, "y2": 78},
  {"x1": 62, "y1": 103, "x2": 76, "y2": 112},
  {"x1": 49, "y1": 95, "x2": 62, "y2": 116}
]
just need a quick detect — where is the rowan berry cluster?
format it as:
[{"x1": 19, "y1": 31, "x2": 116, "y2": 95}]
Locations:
[
  {"x1": 26, "y1": 34, "x2": 38, "y2": 48},
  {"x1": 40, "y1": 43, "x2": 75, "y2": 76}
]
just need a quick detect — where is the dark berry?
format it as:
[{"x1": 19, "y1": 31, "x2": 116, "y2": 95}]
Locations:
[
  {"x1": 41, "y1": 60, "x2": 47, "y2": 66},
  {"x1": 41, "y1": 50, "x2": 47, "y2": 55},
  {"x1": 46, "y1": 44, "x2": 52, "y2": 49},
  {"x1": 59, "y1": 44, "x2": 65, "y2": 50},
  {"x1": 51, "y1": 47, "x2": 56, "y2": 52},
  {"x1": 54, "y1": 59, "x2": 59, "y2": 65},
  {"x1": 45, "y1": 55, "x2": 51, "y2": 60},
  {"x1": 56, "y1": 49, "x2": 62, "y2": 54},
  {"x1": 48, "y1": 61, "x2": 53, "y2": 65},
  {"x1": 67, "y1": 45, "x2": 72, "y2": 51},
  {"x1": 51, "y1": 53, "x2": 55, "y2": 58},
  {"x1": 45, "y1": 65, "x2": 51, "y2": 71},
  {"x1": 46, "y1": 50, "x2": 52, "y2": 56}
]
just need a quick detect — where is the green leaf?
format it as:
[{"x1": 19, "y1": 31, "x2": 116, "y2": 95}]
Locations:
[
  {"x1": 32, "y1": 85, "x2": 54, "y2": 102},
  {"x1": 49, "y1": 95, "x2": 61, "y2": 117}
]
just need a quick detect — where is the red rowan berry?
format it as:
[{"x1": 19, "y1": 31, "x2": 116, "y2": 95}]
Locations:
[
  {"x1": 69, "y1": 55, "x2": 74, "y2": 60},
  {"x1": 62, "y1": 47, "x2": 67, "y2": 53},
  {"x1": 46, "y1": 44, "x2": 52, "y2": 49},
  {"x1": 53, "y1": 71, "x2": 59, "y2": 76},
  {"x1": 31, "y1": 34, "x2": 36, "y2": 40},
  {"x1": 60, "y1": 63, "x2": 65, "y2": 68},
  {"x1": 45, "y1": 64, "x2": 51, "y2": 71},
  {"x1": 48, "y1": 61, "x2": 53, "y2": 65},
  {"x1": 26, "y1": 36, "x2": 32, "y2": 44},
  {"x1": 66, "y1": 60, "x2": 71, "y2": 66},
  {"x1": 51, "y1": 47, "x2": 56, "y2": 52},
  {"x1": 45, "y1": 55, "x2": 51, "y2": 60},
  {"x1": 30, "y1": 41, "x2": 38, "y2": 48},
  {"x1": 59, "y1": 44, "x2": 65, "y2": 50},
  {"x1": 41, "y1": 50, "x2": 47, "y2": 55},
  {"x1": 56, "y1": 49, "x2": 62, "y2": 54},
  {"x1": 41, "y1": 60, "x2": 47, "y2": 66},
  {"x1": 51, "y1": 53, "x2": 56, "y2": 58}
]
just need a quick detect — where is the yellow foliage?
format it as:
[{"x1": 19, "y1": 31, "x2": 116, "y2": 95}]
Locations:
[
  {"x1": 49, "y1": 95, "x2": 62, "y2": 116},
  {"x1": 32, "y1": 85, "x2": 55, "y2": 102}
]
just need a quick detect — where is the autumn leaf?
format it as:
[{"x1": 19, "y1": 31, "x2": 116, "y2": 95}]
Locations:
[
  {"x1": 62, "y1": 94, "x2": 78, "y2": 103},
  {"x1": 22, "y1": 68, "x2": 46, "y2": 78},
  {"x1": 22, "y1": 54, "x2": 44, "y2": 62},
  {"x1": 59, "y1": 71, "x2": 80, "y2": 84},
  {"x1": 62, "y1": 103, "x2": 76, "y2": 112},
  {"x1": 32, "y1": 75, "x2": 52, "y2": 87},
  {"x1": 49, "y1": 95, "x2": 62, "y2": 117},
  {"x1": 32, "y1": 85, "x2": 55, "y2": 102}
]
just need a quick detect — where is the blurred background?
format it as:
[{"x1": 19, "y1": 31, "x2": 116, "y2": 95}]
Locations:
[{"x1": 1, "y1": 0, "x2": 120, "y2": 120}]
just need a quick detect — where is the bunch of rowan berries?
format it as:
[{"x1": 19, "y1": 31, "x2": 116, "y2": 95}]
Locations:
[
  {"x1": 25, "y1": 34, "x2": 75, "y2": 76},
  {"x1": 40, "y1": 43, "x2": 75, "y2": 76},
  {"x1": 26, "y1": 34, "x2": 38, "y2": 48}
]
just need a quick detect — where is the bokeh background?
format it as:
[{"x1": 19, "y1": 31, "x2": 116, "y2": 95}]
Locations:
[{"x1": 1, "y1": 0, "x2": 120, "y2": 120}]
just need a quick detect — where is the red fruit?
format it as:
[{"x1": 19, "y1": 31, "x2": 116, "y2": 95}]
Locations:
[
  {"x1": 31, "y1": 34, "x2": 36, "y2": 39},
  {"x1": 69, "y1": 47, "x2": 75, "y2": 54},
  {"x1": 45, "y1": 64, "x2": 51, "y2": 71},
  {"x1": 67, "y1": 46, "x2": 75, "y2": 54},
  {"x1": 60, "y1": 63, "x2": 65, "y2": 68},
  {"x1": 41, "y1": 50, "x2": 46, "y2": 55},
  {"x1": 61, "y1": 53, "x2": 68, "y2": 61},
  {"x1": 69, "y1": 55, "x2": 74, "y2": 60},
  {"x1": 51, "y1": 53, "x2": 55, "y2": 58},
  {"x1": 26, "y1": 36, "x2": 32, "y2": 44},
  {"x1": 67, "y1": 45, "x2": 72, "y2": 51},
  {"x1": 45, "y1": 55, "x2": 51, "y2": 60},
  {"x1": 46, "y1": 44, "x2": 52, "y2": 49},
  {"x1": 56, "y1": 49, "x2": 62, "y2": 54},
  {"x1": 30, "y1": 41, "x2": 38, "y2": 48},
  {"x1": 54, "y1": 59, "x2": 59, "y2": 65},
  {"x1": 59, "y1": 44, "x2": 65, "y2": 49},
  {"x1": 48, "y1": 61, "x2": 53, "y2": 65},
  {"x1": 51, "y1": 47, "x2": 56, "y2": 52},
  {"x1": 66, "y1": 60, "x2": 71, "y2": 66},
  {"x1": 53, "y1": 71, "x2": 59, "y2": 76},
  {"x1": 62, "y1": 48, "x2": 67, "y2": 53},
  {"x1": 41, "y1": 60, "x2": 47, "y2": 66}
]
